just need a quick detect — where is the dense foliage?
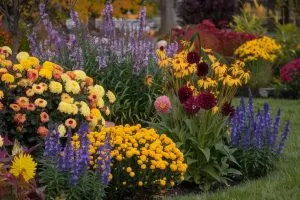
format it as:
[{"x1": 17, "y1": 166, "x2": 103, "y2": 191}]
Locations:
[
  {"x1": 151, "y1": 41, "x2": 250, "y2": 189},
  {"x1": 177, "y1": 0, "x2": 236, "y2": 25}
]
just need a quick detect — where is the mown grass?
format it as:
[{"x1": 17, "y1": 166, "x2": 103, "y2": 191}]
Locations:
[{"x1": 168, "y1": 98, "x2": 300, "y2": 200}]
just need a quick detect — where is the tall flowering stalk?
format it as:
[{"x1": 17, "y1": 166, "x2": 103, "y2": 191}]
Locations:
[
  {"x1": 101, "y1": 3, "x2": 115, "y2": 39},
  {"x1": 44, "y1": 123, "x2": 111, "y2": 185},
  {"x1": 230, "y1": 89, "x2": 290, "y2": 154},
  {"x1": 39, "y1": 3, "x2": 63, "y2": 51},
  {"x1": 96, "y1": 133, "x2": 112, "y2": 185}
]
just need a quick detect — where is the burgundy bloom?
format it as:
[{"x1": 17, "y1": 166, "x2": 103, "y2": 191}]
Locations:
[
  {"x1": 178, "y1": 85, "x2": 193, "y2": 104},
  {"x1": 221, "y1": 102, "x2": 235, "y2": 117},
  {"x1": 187, "y1": 51, "x2": 200, "y2": 64},
  {"x1": 183, "y1": 96, "x2": 201, "y2": 114},
  {"x1": 196, "y1": 62, "x2": 209, "y2": 77},
  {"x1": 196, "y1": 92, "x2": 217, "y2": 110},
  {"x1": 280, "y1": 59, "x2": 300, "y2": 83}
]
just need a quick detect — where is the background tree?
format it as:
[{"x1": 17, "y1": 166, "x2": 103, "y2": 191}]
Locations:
[
  {"x1": 159, "y1": 0, "x2": 177, "y2": 35},
  {"x1": 177, "y1": 0, "x2": 237, "y2": 25},
  {"x1": 0, "y1": 0, "x2": 42, "y2": 58}
]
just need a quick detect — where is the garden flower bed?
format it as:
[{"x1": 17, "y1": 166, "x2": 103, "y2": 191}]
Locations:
[{"x1": 0, "y1": 1, "x2": 299, "y2": 199}]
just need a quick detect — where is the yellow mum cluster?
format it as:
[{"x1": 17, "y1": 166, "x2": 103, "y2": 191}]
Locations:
[
  {"x1": 76, "y1": 124, "x2": 187, "y2": 189},
  {"x1": 0, "y1": 47, "x2": 116, "y2": 139},
  {"x1": 234, "y1": 36, "x2": 281, "y2": 62}
]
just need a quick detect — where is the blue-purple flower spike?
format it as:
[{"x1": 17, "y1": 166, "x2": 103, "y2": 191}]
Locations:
[
  {"x1": 230, "y1": 89, "x2": 290, "y2": 155},
  {"x1": 277, "y1": 120, "x2": 290, "y2": 154}
]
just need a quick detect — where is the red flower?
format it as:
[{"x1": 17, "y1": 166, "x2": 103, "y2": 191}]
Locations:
[
  {"x1": 196, "y1": 91, "x2": 216, "y2": 110},
  {"x1": 187, "y1": 51, "x2": 200, "y2": 64},
  {"x1": 183, "y1": 96, "x2": 201, "y2": 114},
  {"x1": 221, "y1": 102, "x2": 235, "y2": 117},
  {"x1": 178, "y1": 85, "x2": 193, "y2": 104},
  {"x1": 196, "y1": 62, "x2": 209, "y2": 77},
  {"x1": 280, "y1": 59, "x2": 300, "y2": 83}
]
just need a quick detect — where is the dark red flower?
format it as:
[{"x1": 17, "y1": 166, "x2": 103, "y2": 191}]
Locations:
[
  {"x1": 196, "y1": 92, "x2": 217, "y2": 110},
  {"x1": 178, "y1": 85, "x2": 193, "y2": 104},
  {"x1": 196, "y1": 62, "x2": 209, "y2": 77},
  {"x1": 183, "y1": 96, "x2": 201, "y2": 114},
  {"x1": 221, "y1": 102, "x2": 235, "y2": 117},
  {"x1": 280, "y1": 58, "x2": 300, "y2": 83},
  {"x1": 187, "y1": 51, "x2": 200, "y2": 64}
]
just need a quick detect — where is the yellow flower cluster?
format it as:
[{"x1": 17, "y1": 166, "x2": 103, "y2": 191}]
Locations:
[
  {"x1": 0, "y1": 48, "x2": 116, "y2": 139},
  {"x1": 156, "y1": 41, "x2": 250, "y2": 104},
  {"x1": 234, "y1": 36, "x2": 281, "y2": 62},
  {"x1": 74, "y1": 124, "x2": 187, "y2": 189},
  {"x1": 156, "y1": 46, "x2": 196, "y2": 78}
]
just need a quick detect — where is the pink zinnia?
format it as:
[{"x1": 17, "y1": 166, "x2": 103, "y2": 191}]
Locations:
[{"x1": 154, "y1": 96, "x2": 172, "y2": 114}]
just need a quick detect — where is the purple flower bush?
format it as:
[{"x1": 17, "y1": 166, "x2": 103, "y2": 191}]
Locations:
[
  {"x1": 40, "y1": 123, "x2": 109, "y2": 199},
  {"x1": 28, "y1": 3, "x2": 162, "y2": 125},
  {"x1": 230, "y1": 89, "x2": 290, "y2": 178}
]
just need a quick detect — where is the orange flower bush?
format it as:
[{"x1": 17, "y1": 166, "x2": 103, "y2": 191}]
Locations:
[{"x1": 0, "y1": 46, "x2": 115, "y2": 146}]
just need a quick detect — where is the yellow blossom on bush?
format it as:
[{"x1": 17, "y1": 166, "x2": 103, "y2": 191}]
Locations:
[
  {"x1": 65, "y1": 80, "x2": 81, "y2": 94},
  {"x1": 234, "y1": 36, "x2": 281, "y2": 62},
  {"x1": 49, "y1": 81, "x2": 63, "y2": 94},
  {"x1": 0, "y1": 49, "x2": 115, "y2": 143},
  {"x1": 106, "y1": 90, "x2": 116, "y2": 103},
  {"x1": 16, "y1": 52, "x2": 30, "y2": 62},
  {"x1": 84, "y1": 125, "x2": 187, "y2": 190},
  {"x1": 1, "y1": 73, "x2": 14, "y2": 83},
  {"x1": 58, "y1": 102, "x2": 78, "y2": 115},
  {"x1": 9, "y1": 153, "x2": 37, "y2": 182},
  {"x1": 73, "y1": 70, "x2": 87, "y2": 81}
]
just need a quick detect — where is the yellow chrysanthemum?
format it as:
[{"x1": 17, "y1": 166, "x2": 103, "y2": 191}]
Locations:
[
  {"x1": 90, "y1": 108, "x2": 101, "y2": 120},
  {"x1": 79, "y1": 101, "x2": 90, "y2": 117},
  {"x1": 65, "y1": 80, "x2": 80, "y2": 94},
  {"x1": 49, "y1": 81, "x2": 63, "y2": 94},
  {"x1": 13, "y1": 64, "x2": 25, "y2": 72},
  {"x1": 106, "y1": 90, "x2": 116, "y2": 103},
  {"x1": 58, "y1": 101, "x2": 78, "y2": 115},
  {"x1": 58, "y1": 124, "x2": 66, "y2": 137},
  {"x1": 39, "y1": 68, "x2": 53, "y2": 79},
  {"x1": 16, "y1": 52, "x2": 30, "y2": 62},
  {"x1": 0, "y1": 90, "x2": 4, "y2": 99},
  {"x1": 1, "y1": 46, "x2": 12, "y2": 55},
  {"x1": 61, "y1": 93, "x2": 74, "y2": 103},
  {"x1": 1, "y1": 73, "x2": 15, "y2": 83},
  {"x1": 9, "y1": 153, "x2": 37, "y2": 182},
  {"x1": 73, "y1": 70, "x2": 87, "y2": 81}
]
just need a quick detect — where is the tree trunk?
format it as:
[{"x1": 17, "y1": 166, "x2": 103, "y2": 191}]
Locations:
[
  {"x1": 159, "y1": 0, "x2": 176, "y2": 36},
  {"x1": 11, "y1": 0, "x2": 21, "y2": 61}
]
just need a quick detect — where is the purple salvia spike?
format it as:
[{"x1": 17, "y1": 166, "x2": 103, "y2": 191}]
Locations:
[
  {"x1": 138, "y1": 6, "x2": 146, "y2": 38},
  {"x1": 277, "y1": 120, "x2": 290, "y2": 154},
  {"x1": 271, "y1": 109, "x2": 281, "y2": 148}
]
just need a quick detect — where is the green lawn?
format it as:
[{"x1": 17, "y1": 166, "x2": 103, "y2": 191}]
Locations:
[{"x1": 168, "y1": 98, "x2": 300, "y2": 200}]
